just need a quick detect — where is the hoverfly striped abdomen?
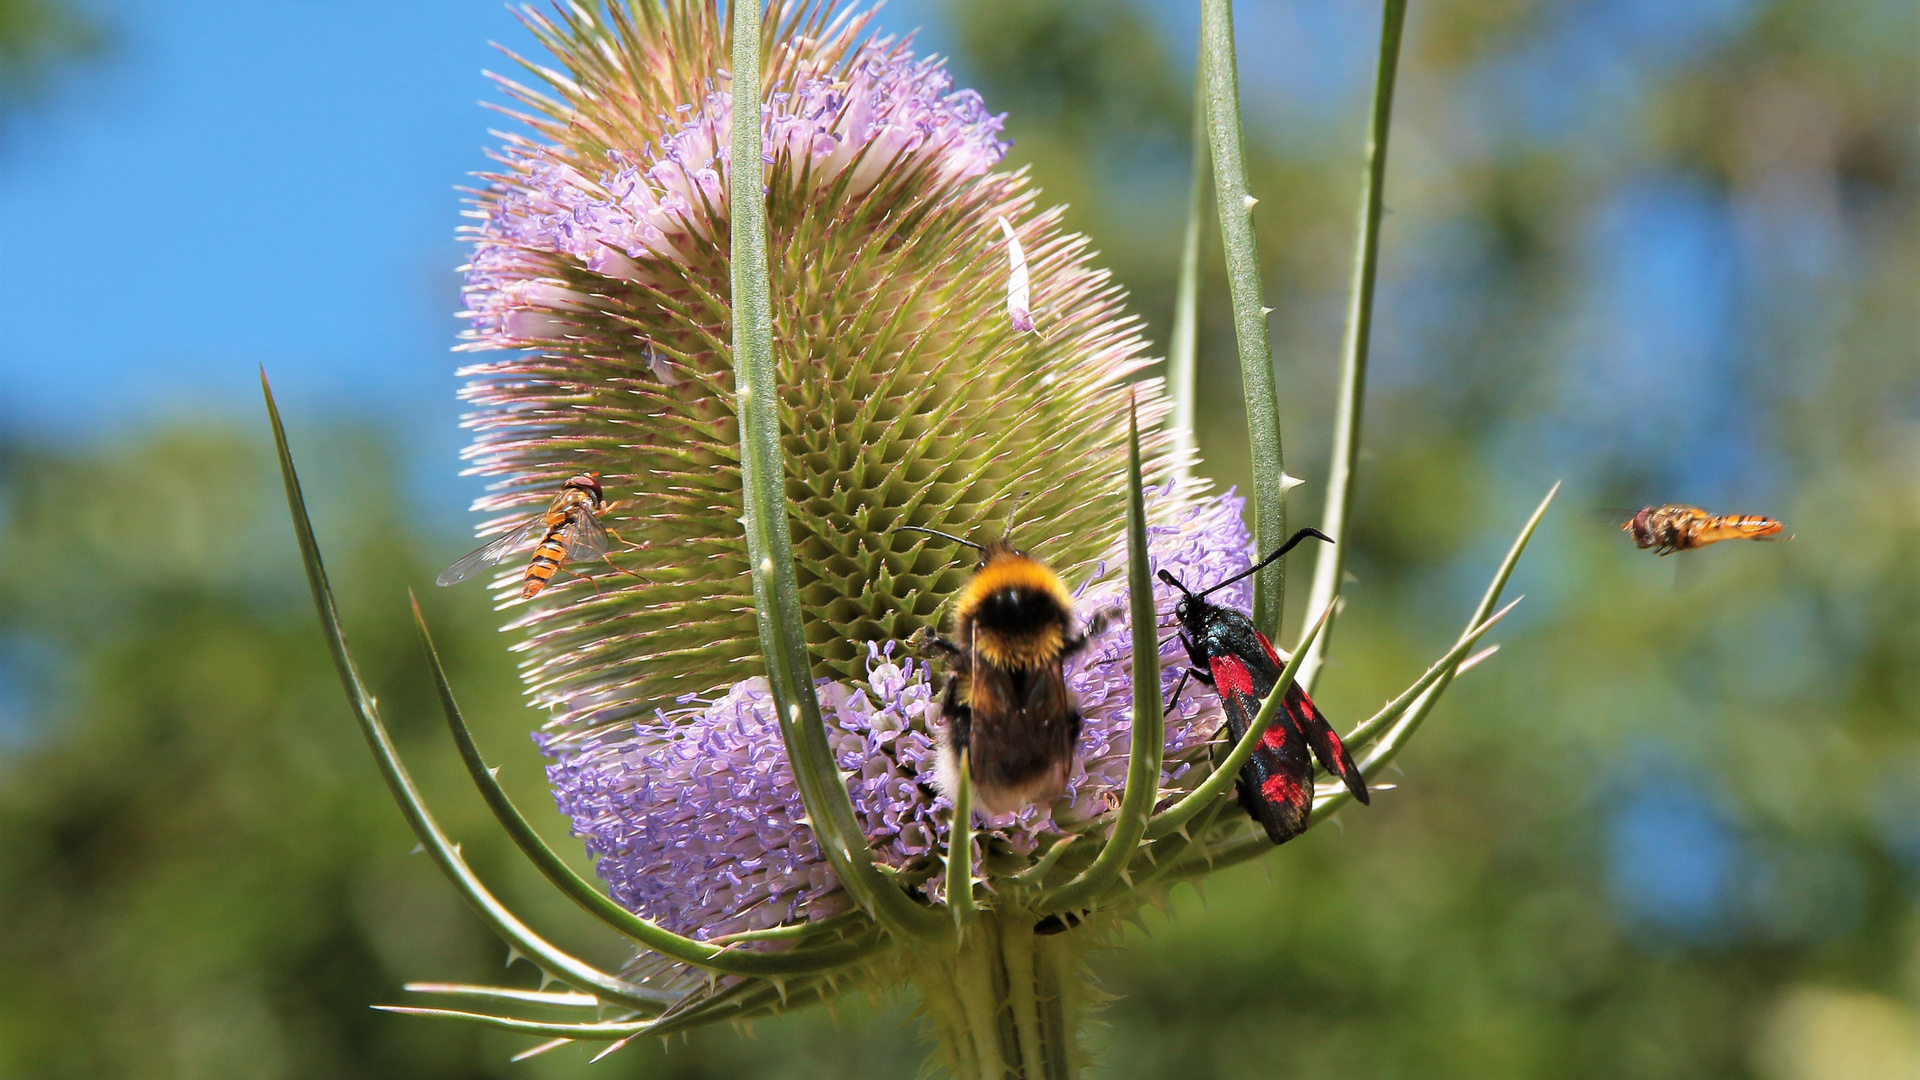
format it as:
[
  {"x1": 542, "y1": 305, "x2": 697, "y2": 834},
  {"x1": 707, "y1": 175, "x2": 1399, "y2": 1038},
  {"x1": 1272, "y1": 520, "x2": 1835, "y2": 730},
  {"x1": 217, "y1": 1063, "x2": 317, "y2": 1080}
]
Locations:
[{"x1": 437, "y1": 472, "x2": 620, "y2": 598}]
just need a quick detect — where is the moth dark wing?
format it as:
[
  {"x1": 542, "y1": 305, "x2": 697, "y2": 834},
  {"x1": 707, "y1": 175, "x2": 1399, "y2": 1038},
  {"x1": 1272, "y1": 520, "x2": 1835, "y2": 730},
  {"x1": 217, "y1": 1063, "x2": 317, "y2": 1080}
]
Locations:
[
  {"x1": 1209, "y1": 653, "x2": 1313, "y2": 845},
  {"x1": 563, "y1": 510, "x2": 611, "y2": 562},
  {"x1": 1286, "y1": 682, "x2": 1368, "y2": 805},
  {"x1": 436, "y1": 517, "x2": 545, "y2": 586}
]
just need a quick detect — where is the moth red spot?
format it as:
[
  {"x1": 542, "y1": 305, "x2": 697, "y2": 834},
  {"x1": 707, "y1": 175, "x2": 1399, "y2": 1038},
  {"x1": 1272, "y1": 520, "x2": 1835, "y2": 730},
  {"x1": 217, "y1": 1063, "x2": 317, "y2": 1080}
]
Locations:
[
  {"x1": 1210, "y1": 655, "x2": 1255, "y2": 697},
  {"x1": 1322, "y1": 730, "x2": 1354, "y2": 776},
  {"x1": 1253, "y1": 630, "x2": 1283, "y2": 667},
  {"x1": 1261, "y1": 772, "x2": 1304, "y2": 806},
  {"x1": 1260, "y1": 724, "x2": 1288, "y2": 750}
]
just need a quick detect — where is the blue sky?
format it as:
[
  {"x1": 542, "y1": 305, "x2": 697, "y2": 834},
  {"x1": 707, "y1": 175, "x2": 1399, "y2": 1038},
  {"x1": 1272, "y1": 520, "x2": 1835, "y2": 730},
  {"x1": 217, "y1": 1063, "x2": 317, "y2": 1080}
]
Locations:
[
  {"x1": 2, "y1": 0, "x2": 1768, "y2": 502},
  {"x1": 0, "y1": 0, "x2": 952, "y2": 514}
]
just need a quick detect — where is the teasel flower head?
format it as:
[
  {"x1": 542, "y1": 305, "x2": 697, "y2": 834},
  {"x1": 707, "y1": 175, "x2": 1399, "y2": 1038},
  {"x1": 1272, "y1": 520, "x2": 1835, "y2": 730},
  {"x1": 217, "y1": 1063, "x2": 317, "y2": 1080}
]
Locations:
[
  {"x1": 265, "y1": 0, "x2": 1543, "y2": 1070},
  {"x1": 455, "y1": 0, "x2": 1253, "y2": 944},
  {"x1": 457, "y1": 1, "x2": 1177, "y2": 729},
  {"x1": 541, "y1": 490, "x2": 1252, "y2": 947}
]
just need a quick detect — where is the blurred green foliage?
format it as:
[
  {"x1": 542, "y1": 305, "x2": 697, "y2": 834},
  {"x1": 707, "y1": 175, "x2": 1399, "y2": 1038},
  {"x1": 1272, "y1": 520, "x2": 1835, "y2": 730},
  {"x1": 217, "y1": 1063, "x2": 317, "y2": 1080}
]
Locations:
[
  {"x1": 0, "y1": 0, "x2": 99, "y2": 112},
  {"x1": 1, "y1": 0, "x2": 1915, "y2": 1077}
]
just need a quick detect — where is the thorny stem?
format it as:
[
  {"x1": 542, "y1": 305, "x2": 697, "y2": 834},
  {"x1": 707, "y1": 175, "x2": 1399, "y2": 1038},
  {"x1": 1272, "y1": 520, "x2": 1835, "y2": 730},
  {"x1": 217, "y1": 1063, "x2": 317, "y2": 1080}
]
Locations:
[
  {"x1": 1300, "y1": 0, "x2": 1411, "y2": 694},
  {"x1": 912, "y1": 910, "x2": 1082, "y2": 1080},
  {"x1": 1201, "y1": 0, "x2": 1289, "y2": 638},
  {"x1": 726, "y1": 0, "x2": 944, "y2": 941}
]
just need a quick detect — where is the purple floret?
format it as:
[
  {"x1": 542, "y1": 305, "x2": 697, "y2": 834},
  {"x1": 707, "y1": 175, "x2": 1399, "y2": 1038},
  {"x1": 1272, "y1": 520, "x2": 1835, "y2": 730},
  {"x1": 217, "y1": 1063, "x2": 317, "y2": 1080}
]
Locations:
[
  {"x1": 463, "y1": 40, "x2": 1010, "y2": 347},
  {"x1": 540, "y1": 490, "x2": 1255, "y2": 938}
]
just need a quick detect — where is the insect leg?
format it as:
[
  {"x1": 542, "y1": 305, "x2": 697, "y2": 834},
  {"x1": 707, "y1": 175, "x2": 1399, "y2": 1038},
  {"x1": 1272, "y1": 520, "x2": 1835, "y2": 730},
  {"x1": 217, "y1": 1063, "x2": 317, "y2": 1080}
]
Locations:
[
  {"x1": 1080, "y1": 605, "x2": 1122, "y2": 640},
  {"x1": 913, "y1": 628, "x2": 963, "y2": 662},
  {"x1": 603, "y1": 523, "x2": 650, "y2": 553},
  {"x1": 1165, "y1": 668, "x2": 1192, "y2": 715},
  {"x1": 594, "y1": 553, "x2": 655, "y2": 584}
]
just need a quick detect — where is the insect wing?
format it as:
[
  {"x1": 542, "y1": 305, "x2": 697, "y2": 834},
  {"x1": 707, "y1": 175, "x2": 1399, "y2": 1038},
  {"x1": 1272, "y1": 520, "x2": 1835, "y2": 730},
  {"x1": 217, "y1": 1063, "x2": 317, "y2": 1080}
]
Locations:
[
  {"x1": 1208, "y1": 652, "x2": 1313, "y2": 845},
  {"x1": 1250, "y1": 629, "x2": 1368, "y2": 804},
  {"x1": 1284, "y1": 682, "x2": 1369, "y2": 804},
  {"x1": 436, "y1": 517, "x2": 545, "y2": 586},
  {"x1": 562, "y1": 507, "x2": 612, "y2": 563}
]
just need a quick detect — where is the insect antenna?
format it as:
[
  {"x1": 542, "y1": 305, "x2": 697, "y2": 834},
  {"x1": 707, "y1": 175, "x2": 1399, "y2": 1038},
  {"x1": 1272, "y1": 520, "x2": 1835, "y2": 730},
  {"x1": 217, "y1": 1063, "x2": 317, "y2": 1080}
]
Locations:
[
  {"x1": 998, "y1": 489, "x2": 1033, "y2": 547},
  {"x1": 1196, "y1": 527, "x2": 1333, "y2": 598},
  {"x1": 1155, "y1": 568, "x2": 1195, "y2": 599},
  {"x1": 897, "y1": 525, "x2": 986, "y2": 553}
]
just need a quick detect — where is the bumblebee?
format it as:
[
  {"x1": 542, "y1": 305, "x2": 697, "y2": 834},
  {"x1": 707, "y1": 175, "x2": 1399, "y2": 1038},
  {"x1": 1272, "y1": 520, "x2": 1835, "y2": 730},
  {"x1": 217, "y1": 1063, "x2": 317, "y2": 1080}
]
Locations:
[{"x1": 905, "y1": 526, "x2": 1108, "y2": 816}]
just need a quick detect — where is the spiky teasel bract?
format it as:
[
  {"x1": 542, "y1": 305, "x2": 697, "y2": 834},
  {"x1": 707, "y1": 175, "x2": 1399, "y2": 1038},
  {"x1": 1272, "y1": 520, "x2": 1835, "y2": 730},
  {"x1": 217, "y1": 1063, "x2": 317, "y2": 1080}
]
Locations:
[{"x1": 457, "y1": 0, "x2": 1184, "y2": 747}]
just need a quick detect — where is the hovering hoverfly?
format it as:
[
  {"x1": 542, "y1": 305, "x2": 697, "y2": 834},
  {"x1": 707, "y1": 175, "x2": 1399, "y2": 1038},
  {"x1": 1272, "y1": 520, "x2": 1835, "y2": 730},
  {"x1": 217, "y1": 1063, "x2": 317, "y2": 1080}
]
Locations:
[
  {"x1": 1620, "y1": 504, "x2": 1788, "y2": 556},
  {"x1": 437, "y1": 472, "x2": 628, "y2": 598}
]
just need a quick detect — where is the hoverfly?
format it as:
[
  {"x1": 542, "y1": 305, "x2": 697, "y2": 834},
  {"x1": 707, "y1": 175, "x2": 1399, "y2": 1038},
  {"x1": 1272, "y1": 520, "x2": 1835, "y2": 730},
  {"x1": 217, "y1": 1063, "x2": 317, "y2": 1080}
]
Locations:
[
  {"x1": 437, "y1": 472, "x2": 628, "y2": 599},
  {"x1": 1621, "y1": 504, "x2": 1788, "y2": 556}
]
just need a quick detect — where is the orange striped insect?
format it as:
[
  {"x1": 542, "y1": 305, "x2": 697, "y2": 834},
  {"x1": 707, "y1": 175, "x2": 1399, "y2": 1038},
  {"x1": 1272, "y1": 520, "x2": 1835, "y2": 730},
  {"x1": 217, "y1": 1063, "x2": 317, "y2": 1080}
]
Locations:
[
  {"x1": 437, "y1": 472, "x2": 628, "y2": 598},
  {"x1": 1621, "y1": 504, "x2": 1787, "y2": 556}
]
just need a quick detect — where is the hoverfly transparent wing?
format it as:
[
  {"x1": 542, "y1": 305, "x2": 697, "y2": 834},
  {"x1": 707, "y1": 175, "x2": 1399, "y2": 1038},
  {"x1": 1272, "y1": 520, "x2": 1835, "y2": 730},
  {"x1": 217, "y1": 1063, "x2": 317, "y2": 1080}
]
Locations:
[
  {"x1": 563, "y1": 507, "x2": 612, "y2": 563},
  {"x1": 436, "y1": 516, "x2": 546, "y2": 586},
  {"x1": 1672, "y1": 549, "x2": 1702, "y2": 594}
]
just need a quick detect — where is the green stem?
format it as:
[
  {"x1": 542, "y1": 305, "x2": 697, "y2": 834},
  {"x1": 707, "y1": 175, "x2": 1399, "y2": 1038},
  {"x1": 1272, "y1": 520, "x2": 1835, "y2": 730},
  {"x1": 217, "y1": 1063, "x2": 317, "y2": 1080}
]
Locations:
[
  {"x1": 912, "y1": 911, "x2": 1082, "y2": 1079},
  {"x1": 1299, "y1": 0, "x2": 1410, "y2": 694},
  {"x1": 1201, "y1": 0, "x2": 1287, "y2": 638},
  {"x1": 726, "y1": 0, "x2": 943, "y2": 942},
  {"x1": 1040, "y1": 402, "x2": 1162, "y2": 915},
  {"x1": 1166, "y1": 38, "x2": 1208, "y2": 484},
  {"x1": 410, "y1": 593, "x2": 884, "y2": 975}
]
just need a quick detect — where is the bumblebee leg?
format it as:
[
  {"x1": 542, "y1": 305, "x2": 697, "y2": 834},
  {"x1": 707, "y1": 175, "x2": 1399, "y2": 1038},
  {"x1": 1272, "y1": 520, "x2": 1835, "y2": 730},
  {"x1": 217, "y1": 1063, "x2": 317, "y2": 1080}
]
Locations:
[
  {"x1": 914, "y1": 628, "x2": 963, "y2": 662},
  {"x1": 1080, "y1": 605, "x2": 1122, "y2": 640}
]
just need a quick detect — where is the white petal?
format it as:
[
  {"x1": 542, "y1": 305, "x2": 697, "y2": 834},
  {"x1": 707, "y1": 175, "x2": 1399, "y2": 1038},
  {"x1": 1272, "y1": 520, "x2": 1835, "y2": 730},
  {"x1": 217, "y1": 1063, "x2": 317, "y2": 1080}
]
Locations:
[{"x1": 997, "y1": 215, "x2": 1034, "y2": 333}]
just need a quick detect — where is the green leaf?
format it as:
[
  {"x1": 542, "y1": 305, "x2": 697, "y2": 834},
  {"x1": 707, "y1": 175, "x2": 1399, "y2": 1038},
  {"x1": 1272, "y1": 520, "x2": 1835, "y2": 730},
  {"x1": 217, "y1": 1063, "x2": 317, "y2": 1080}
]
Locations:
[
  {"x1": 371, "y1": 1007, "x2": 648, "y2": 1039},
  {"x1": 408, "y1": 594, "x2": 885, "y2": 976},
  {"x1": 1201, "y1": 0, "x2": 1288, "y2": 637},
  {"x1": 260, "y1": 371, "x2": 673, "y2": 1016},
  {"x1": 946, "y1": 752, "x2": 977, "y2": 931},
  {"x1": 1336, "y1": 595, "x2": 1523, "y2": 753},
  {"x1": 1336, "y1": 483, "x2": 1559, "y2": 775},
  {"x1": 401, "y1": 983, "x2": 602, "y2": 1010},
  {"x1": 1040, "y1": 399, "x2": 1164, "y2": 915},
  {"x1": 1299, "y1": 0, "x2": 1412, "y2": 694},
  {"x1": 1309, "y1": 482, "x2": 1559, "y2": 820},
  {"x1": 725, "y1": 0, "x2": 945, "y2": 942}
]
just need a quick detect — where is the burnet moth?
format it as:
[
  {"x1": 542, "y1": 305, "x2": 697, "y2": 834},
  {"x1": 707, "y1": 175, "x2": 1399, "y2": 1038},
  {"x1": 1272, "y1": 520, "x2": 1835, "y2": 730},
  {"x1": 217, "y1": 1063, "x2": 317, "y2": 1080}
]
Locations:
[{"x1": 1160, "y1": 528, "x2": 1370, "y2": 845}]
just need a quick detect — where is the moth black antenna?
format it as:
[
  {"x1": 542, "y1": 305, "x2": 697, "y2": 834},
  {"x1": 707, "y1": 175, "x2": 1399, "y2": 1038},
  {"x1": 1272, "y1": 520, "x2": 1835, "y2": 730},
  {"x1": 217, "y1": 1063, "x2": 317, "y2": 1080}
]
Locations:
[
  {"x1": 1156, "y1": 568, "x2": 1195, "y2": 599},
  {"x1": 898, "y1": 525, "x2": 985, "y2": 552},
  {"x1": 1197, "y1": 527, "x2": 1333, "y2": 598}
]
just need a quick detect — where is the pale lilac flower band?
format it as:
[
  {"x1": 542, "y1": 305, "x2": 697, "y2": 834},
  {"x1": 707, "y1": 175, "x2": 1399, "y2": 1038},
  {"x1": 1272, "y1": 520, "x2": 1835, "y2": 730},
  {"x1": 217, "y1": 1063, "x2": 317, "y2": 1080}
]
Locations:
[{"x1": 541, "y1": 489, "x2": 1252, "y2": 939}]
